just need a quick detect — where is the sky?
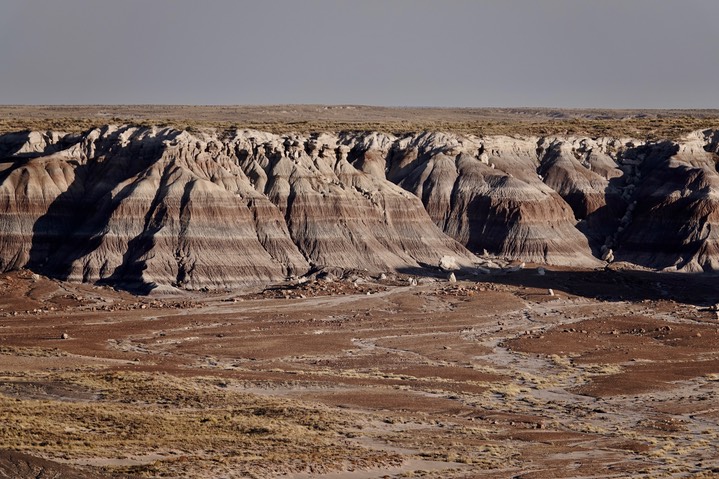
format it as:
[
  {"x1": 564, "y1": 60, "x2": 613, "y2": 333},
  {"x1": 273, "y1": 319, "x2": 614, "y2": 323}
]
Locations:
[{"x1": 0, "y1": 0, "x2": 718, "y2": 108}]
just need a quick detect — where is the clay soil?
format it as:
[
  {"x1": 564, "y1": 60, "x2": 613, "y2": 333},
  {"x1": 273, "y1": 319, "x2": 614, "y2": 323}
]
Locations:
[{"x1": 1, "y1": 267, "x2": 718, "y2": 478}]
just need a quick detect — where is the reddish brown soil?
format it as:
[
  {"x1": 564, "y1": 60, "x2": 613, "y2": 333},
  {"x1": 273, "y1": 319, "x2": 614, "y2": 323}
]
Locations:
[
  {"x1": 1, "y1": 268, "x2": 718, "y2": 478},
  {"x1": 0, "y1": 450, "x2": 115, "y2": 479}
]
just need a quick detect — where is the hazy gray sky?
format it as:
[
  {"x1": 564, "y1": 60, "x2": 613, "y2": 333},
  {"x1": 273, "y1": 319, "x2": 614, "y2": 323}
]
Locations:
[{"x1": 1, "y1": 0, "x2": 717, "y2": 108}]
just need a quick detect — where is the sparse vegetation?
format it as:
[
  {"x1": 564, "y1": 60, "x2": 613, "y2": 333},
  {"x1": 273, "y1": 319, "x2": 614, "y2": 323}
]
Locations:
[
  {"x1": 0, "y1": 371, "x2": 400, "y2": 478},
  {"x1": 1, "y1": 263, "x2": 718, "y2": 477}
]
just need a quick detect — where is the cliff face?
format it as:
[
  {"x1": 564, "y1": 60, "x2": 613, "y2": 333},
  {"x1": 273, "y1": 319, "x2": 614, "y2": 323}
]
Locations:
[{"x1": 1, "y1": 126, "x2": 718, "y2": 291}]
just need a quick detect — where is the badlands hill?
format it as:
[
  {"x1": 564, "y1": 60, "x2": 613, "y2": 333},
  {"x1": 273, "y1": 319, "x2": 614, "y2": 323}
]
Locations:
[{"x1": 0, "y1": 125, "x2": 718, "y2": 291}]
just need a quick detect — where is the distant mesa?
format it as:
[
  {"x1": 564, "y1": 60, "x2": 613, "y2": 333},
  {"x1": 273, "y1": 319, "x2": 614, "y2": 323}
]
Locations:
[{"x1": 0, "y1": 125, "x2": 717, "y2": 292}]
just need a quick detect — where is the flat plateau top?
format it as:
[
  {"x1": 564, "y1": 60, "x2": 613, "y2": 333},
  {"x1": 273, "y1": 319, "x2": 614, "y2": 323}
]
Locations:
[{"x1": 2, "y1": 105, "x2": 719, "y2": 138}]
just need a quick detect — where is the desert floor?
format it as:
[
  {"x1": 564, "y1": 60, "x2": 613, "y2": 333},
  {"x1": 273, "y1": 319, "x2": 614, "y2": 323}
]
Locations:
[
  {"x1": 1, "y1": 266, "x2": 718, "y2": 478},
  {"x1": 1, "y1": 104, "x2": 718, "y2": 138}
]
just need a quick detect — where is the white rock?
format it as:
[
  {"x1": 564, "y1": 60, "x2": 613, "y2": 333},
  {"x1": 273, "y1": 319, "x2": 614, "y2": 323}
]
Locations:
[{"x1": 439, "y1": 255, "x2": 460, "y2": 271}]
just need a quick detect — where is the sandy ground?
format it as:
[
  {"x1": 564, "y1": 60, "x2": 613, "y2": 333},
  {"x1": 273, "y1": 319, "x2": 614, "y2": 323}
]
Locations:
[{"x1": 0, "y1": 267, "x2": 718, "y2": 478}]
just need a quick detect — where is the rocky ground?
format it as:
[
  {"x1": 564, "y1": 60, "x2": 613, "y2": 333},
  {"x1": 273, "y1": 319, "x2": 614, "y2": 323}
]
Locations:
[{"x1": 1, "y1": 266, "x2": 718, "y2": 478}]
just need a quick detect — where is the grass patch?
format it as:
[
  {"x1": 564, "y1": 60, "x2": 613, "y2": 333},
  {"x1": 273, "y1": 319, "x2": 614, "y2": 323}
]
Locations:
[{"x1": 0, "y1": 371, "x2": 400, "y2": 477}]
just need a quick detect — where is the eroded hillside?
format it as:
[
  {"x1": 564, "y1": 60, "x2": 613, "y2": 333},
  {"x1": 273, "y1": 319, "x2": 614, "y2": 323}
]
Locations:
[{"x1": 1, "y1": 126, "x2": 718, "y2": 291}]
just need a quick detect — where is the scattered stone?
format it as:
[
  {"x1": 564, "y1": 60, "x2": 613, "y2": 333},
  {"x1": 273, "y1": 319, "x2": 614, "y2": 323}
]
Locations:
[
  {"x1": 60, "y1": 333, "x2": 69, "y2": 340},
  {"x1": 506, "y1": 262, "x2": 526, "y2": 273},
  {"x1": 448, "y1": 272, "x2": 457, "y2": 283},
  {"x1": 537, "y1": 267, "x2": 546, "y2": 276},
  {"x1": 548, "y1": 288, "x2": 555, "y2": 296}
]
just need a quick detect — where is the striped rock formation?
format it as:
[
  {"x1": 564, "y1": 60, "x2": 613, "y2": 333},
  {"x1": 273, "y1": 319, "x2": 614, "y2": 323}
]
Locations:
[
  {"x1": 344, "y1": 128, "x2": 719, "y2": 272},
  {"x1": 0, "y1": 126, "x2": 474, "y2": 292},
  {"x1": 1, "y1": 126, "x2": 718, "y2": 292}
]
